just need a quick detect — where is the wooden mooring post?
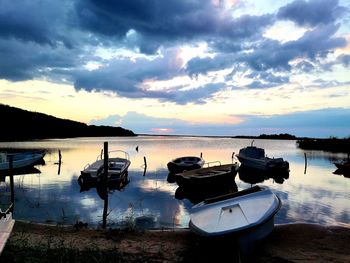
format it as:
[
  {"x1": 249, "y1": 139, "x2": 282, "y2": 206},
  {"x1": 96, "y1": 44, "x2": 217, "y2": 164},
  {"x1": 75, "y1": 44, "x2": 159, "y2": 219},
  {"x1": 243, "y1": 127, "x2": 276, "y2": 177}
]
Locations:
[
  {"x1": 304, "y1": 152, "x2": 308, "y2": 174},
  {"x1": 102, "y1": 142, "x2": 109, "y2": 229},
  {"x1": 9, "y1": 155, "x2": 15, "y2": 212}
]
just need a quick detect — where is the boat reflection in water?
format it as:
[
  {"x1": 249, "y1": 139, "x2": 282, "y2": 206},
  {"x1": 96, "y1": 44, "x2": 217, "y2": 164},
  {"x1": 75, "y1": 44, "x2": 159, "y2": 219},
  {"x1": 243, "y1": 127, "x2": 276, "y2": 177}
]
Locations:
[
  {"x1": 238, "y1": 165, "x2": 289, "y2": 185},
  {"x1": 0, "y1": 166, "x2": 41, "y2": 178},
  {"x1": 175, "y1": 179, "x2": 238, "y2": 205},
  {"x1": 333, "y1": 160, "x2": 350, "y2": 179},
  {"x1": 78, "y1": 173, "x2": 129, "y2": 200},
  {"x1": 333, "y1": 168, "x2": 350, "y2": 179}
]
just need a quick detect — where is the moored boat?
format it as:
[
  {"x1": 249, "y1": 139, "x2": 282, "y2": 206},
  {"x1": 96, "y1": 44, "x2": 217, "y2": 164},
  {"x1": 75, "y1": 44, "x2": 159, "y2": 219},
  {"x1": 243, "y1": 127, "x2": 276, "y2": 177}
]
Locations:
[
  {"x1": 167, "y1": 156, "x2": 205, "y2": 173},
  {"x1": 0, "y1": 151, "x2": 45, "y2": 172},
  {"x1": 236, "y1": 142, "x2": 289, "y2": 171},
  {"x1": 189, "y1": 186, "x2": 281, "y2": 242},
  {"x1": 175, "y1": 163, "x2": 238, "y2": 188},
  {"x1": 80, "y1": 150, "x2": 131, "y2": 185}
]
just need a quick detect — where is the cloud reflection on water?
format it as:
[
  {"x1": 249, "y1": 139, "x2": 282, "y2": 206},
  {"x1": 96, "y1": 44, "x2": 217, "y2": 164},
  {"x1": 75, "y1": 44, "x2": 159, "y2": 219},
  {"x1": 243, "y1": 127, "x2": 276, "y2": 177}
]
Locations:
[{"x1": 1, "y1": 137, "x2": 349, "y2": 228}]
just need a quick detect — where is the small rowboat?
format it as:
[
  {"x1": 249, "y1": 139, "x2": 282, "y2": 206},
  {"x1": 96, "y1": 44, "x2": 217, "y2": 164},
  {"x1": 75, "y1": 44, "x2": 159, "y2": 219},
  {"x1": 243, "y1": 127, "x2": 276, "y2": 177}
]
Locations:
[
  {"x1": 175, "y1": 163, "x2": 238, "y2": 188},
  {"x1": 167, "y1": 156, "x2": 205, "y2": 173},
  {"x1": 189, "y1": 186, "x2": 281, "y2": 242}
]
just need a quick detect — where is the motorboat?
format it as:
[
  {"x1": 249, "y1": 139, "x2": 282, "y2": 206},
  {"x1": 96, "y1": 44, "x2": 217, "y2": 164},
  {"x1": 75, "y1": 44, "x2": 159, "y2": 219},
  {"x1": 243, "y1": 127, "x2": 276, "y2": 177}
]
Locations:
[
  {"x1": 167, "y1": 156, "x2": 205, "y2": 173},
  {"x1": 175, "y1": 163, "x2": 239, "y2": 188},
  {"x1": 80, "y1": 150, "x2": 131, "y2": 185},
  {"x1": 0, "y1": 150, "x2": 45, "y2": 172},
  {"x1": 189, "y1": 186, "x2": 281, "y2": 242},
  {"x1": 236, "y1": 142, "x2": 289, "y2": 171}
]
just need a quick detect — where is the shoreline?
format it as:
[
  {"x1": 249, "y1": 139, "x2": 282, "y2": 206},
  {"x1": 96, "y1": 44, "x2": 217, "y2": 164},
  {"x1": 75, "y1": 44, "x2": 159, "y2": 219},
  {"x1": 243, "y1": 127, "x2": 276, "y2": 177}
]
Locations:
[{"x1": 2, "y1": 221, "x2": 349, "y2": 262}]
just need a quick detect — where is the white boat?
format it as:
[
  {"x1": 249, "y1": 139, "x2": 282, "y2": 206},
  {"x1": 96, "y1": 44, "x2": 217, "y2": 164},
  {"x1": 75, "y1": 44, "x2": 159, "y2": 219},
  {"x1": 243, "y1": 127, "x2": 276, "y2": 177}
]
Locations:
[
  {"x1": 167, "y1": 156, "x2": 205, "y2": 173},
  {"x1": 80, "y1": 150, "x2": 131, "y2": 184},
  {"x1": 0, "y1": 151, "x2": 45, "y2": 172},
  {"x1": 236, "y1": 142, "x2": 289, "y2": 171},
  {"x1": 189, "y1": 186, "x2": 281, "y2": 242},
  {"x1": 0, "y1": 212, "x2": 15, "y2": 255}
]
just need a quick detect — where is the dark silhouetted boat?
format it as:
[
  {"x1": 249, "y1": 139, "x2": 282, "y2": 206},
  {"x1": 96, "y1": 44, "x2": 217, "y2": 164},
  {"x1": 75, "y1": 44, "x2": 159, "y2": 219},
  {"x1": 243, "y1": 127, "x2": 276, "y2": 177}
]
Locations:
[
  {"x1": 236, "y1": 141, "x2": 289, "y2": 171},
  {"x1": 167, "y1": 156, "x2": 205, "y2": 173}
]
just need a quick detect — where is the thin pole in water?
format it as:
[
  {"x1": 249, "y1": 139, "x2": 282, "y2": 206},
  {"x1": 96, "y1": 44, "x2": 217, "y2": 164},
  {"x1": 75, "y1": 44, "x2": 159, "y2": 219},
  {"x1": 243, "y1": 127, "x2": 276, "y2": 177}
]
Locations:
[
  {"x1": 9, "y1": 155, "x2": 15, "y2": 212},
  {"x1": 304, "y1": 152, "x2": 308, "y2": 174},
  {"x1": 102, "y1": 142, "x2": 109, "y2": 229}
]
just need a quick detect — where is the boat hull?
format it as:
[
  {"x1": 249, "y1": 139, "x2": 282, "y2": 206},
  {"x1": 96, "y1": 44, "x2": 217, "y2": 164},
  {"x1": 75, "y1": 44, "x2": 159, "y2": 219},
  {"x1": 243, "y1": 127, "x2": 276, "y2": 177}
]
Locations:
[
  {"x1": 237, "y1": 155, "x2": 289, "y2": 171},
  {"x1": 189, "y1": 186, "x2": 281, "y2": 242},
  {"x1": 0, "y1": 152, "x2": 45, "y2": 172},
  {"x1": 175, "y1": 163, "x2": 238, "y2": 188}
]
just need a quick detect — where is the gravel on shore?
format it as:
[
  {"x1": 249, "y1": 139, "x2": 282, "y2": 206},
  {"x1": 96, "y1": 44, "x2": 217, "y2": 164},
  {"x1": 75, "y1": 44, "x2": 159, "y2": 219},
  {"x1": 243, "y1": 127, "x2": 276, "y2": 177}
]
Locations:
[{"x1": 1, "y1": 221, "x2": 349, "y2": 262}]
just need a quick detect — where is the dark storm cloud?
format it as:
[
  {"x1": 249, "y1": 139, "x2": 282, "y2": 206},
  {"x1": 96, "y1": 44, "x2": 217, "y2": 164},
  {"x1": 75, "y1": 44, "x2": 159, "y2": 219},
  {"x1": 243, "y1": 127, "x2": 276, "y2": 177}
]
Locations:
[
  {"x1": 186, "y1": 24, "x2": 346, "y2": 77},
  {"x1": 277, "y1": 0, "x2": 347, "y2": 27},
  {"x1": 0, "y1": 0, "x2": 73, "y2": 47},
  {"x1": 0, "y1": 39, "x2": 80, "y2": 81},
  {"x1": 74, "y1": 0, "x2": 274, "y2": 52},
  {"x1": 243, "y1": 24, "x2": 346, "y2": 72},
  {"x1": 0, "y1": 0, "x2": 349, "y2": 105}
]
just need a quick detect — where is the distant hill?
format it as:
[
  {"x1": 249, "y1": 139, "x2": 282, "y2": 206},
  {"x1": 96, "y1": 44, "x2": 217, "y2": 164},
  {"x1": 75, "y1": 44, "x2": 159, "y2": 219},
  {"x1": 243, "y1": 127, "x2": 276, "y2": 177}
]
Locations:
[
  {"x1": 296, "y1": 137, "x2": 350, "y2": 153},
  {"x1": 233, "y1": 133, "x2": 297, "y2": 140},
  {"x1": 0, "y1": 104, "x2": 136, "y2": 141}
]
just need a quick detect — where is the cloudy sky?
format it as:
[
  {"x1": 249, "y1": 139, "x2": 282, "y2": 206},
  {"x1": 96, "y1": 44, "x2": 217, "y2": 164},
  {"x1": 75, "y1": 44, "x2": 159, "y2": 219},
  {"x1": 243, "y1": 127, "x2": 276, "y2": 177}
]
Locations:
[{"x1": 1, "y1": 0, "x2": 350, "y2": 137}]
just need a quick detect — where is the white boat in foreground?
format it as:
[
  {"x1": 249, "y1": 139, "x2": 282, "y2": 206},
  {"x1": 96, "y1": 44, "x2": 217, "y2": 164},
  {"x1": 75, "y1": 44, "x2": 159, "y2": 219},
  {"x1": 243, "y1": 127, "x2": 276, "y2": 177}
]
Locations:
[
  {"x1": 0, "y1": 212, "x2": 15, "y2": 254},
  {"x1": 80, "y1": 150, "x2": 131, "y2": 184},
  {"x1": 0, "y1": 151, "x2": 45, "y2": 172},
  {"x1": 189, "y1": 186, "x2": 281, "y2": 241}
]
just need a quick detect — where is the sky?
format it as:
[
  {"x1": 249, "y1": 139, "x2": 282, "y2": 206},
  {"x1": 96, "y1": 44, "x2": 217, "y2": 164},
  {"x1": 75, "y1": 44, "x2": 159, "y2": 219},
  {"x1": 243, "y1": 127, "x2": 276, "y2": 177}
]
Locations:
[{"x1": 1, "y1": 0, "x2": 350, "y2": 138}]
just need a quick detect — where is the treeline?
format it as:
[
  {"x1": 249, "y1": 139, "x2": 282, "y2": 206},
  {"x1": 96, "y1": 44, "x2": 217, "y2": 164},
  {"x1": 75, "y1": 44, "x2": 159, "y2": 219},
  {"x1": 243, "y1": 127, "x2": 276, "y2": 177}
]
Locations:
[
  {"x1": 234, "y1": 133, "x2": 297, "y2": 140},
  {"x1": 0, "y1": 104, "x2": 135, "y2": 141},
  {"x1": 296, "y1": 137, "x2": 350, "y2": 153}
]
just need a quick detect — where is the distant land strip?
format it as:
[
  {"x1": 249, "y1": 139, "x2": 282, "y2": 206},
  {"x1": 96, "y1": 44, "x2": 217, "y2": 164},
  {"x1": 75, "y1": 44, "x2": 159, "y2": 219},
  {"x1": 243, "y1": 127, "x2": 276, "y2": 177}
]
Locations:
[
  {"x1": 1, "y1": 104, "x2": 349, "y2": 153},
  {"x1": 0, "y1": 104, "x2": 135, "y2": 141}
]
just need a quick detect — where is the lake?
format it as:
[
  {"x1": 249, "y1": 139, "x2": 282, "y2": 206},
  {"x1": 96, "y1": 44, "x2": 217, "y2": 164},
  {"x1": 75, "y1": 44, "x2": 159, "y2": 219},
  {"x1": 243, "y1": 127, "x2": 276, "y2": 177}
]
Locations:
[{"x1": 0, "y1": 136, "x2": 349, "y2": 229}]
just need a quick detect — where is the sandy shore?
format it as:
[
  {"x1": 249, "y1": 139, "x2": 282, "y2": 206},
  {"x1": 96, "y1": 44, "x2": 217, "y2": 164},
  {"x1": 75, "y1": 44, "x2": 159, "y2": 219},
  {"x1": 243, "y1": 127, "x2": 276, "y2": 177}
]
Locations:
[{"x1": 1, "y1": 221, "x2": 350, "y2": 262}]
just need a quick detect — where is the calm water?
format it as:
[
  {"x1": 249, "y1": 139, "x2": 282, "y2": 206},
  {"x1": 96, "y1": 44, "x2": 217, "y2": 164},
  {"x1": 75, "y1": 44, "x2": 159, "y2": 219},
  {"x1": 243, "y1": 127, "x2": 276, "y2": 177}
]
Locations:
[{"x1": 0, "y1": 136, "x2": 349, "y2": 229}]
